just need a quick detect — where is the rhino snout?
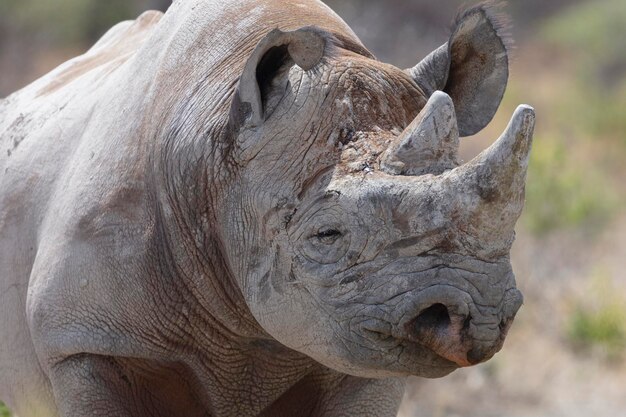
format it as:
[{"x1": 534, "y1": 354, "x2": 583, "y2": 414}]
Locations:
[{"x1": 402, "y1": 288, "x2": 523, "y2": 367}]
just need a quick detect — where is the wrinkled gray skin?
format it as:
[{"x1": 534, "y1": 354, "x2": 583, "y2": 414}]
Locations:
[{"x1": 0, "y1": 0, "x2": 535, "y2": 416}]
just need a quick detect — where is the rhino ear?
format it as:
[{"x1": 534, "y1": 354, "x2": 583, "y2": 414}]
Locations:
[
  {"x1": 231, "y1": 27, "x2": 327, "y2": 128},
  {"x1": 407, "y1": 2, "x2": 511, "y2": 136}
]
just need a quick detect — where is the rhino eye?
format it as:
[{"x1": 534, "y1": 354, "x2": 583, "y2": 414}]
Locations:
[
  {"x1": 314, "y1": 229, "x2": 343, "y2": 244},
  {"x1": 301, "y1": 225, "x2": 350, "y2": 264}
]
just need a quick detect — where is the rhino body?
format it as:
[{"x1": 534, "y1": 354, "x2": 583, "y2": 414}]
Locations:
[{"x1": 0, "y1": 1, "x2": 534, "y2": 416}]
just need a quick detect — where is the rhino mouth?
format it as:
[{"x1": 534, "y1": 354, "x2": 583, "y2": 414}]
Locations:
[
  {"x1": 357, "y1": 284, "x2": 521, "y2": 371},
  {"x1": 361, "y1": 316, "x2": 508, "y2": 370},
  {"x1": 359, "y1": 321, "x2": 458, "y2": 375}
]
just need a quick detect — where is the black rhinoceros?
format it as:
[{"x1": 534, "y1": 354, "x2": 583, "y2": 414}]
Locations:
[{"x1": 0, "y1": 0, "x2": 534, "y2": 416}]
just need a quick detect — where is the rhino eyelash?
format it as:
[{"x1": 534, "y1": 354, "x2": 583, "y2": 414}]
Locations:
[{"x1": 313, "y1": 229, "x2": 343, "y2": 243}]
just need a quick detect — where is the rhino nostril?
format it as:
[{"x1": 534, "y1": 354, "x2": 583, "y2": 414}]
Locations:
[{"x1": 412, "y1": 303, "x2": 451, "y2": 335}]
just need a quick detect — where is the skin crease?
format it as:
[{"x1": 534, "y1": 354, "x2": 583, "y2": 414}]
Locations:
[{"x1": 0, "y1": 1, "x2": 533, "y2": 416}]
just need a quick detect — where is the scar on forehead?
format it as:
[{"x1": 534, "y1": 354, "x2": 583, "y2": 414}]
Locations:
[
  {"x1": 307, "y1": 62, "x2": 426, "y2": 173},
  {"x1": 326, "y1": 62, "x2": 426, "y2": 132}
]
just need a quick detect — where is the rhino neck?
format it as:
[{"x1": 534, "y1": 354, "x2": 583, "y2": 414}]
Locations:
[
  {"x1": 187, "y1": 340, "x2": 320, "y2": 416},
  {"x1": 147, "y1": 167, "x2": 327, "y2": 413},
  {"x1": 146, "y1": 195, "x2": 326, "y2": 414},
  {"x1": 149, "y1": 149, "x2": 258, "y2": 333}
]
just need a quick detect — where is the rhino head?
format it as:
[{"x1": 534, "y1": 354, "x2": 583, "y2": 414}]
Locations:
[{"x1": 218, "y1": 4, "x2": 533, "y2": 378}]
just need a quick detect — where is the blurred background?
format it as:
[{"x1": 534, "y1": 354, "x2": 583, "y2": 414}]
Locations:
[{"x1": 1, "y1": 0, "x2": 625, "y2": 416}]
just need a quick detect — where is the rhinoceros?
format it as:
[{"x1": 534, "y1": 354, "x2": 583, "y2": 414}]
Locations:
[{"x1": 0, "y1": 0, "x2": 535, "y2": 416}]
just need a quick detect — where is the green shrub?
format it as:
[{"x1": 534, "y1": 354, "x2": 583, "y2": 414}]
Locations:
[
  {"x1": 0, "y1": 402, "x2": 12, "y2": 417},
  {"x1": 522, "y1": 136, "x2": 618, "y2": 235},
  {"x1": 0, "y1": 0, "x2": 135, "y2": 44},
  {"x1": 542, "y1": 0, "x2": 626, "y2": 79},
  {"x1": 567, "y1": 274, "x2": 626, "y2": 359},
  {"x1": 541, "y1": 0, "x2": 626, "y2": 145}
]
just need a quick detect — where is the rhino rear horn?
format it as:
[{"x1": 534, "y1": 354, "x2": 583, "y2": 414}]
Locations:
[
  {"x1": 381, "y1": 91, "x2": 459, "y2": 176},
  {"x1": 407, "y1": 2, "x2": 511, "y2": 137},
  {"x1": 234, "y1": 27, "x2": 327, "y2": 127}
]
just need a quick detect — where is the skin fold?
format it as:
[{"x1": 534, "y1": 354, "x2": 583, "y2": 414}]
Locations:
[{"x1": 0, "y1": 1, "x2": 534, "y2": 416}]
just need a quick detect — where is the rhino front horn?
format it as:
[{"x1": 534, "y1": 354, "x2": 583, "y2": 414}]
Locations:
[
  {"x1": 451, "y1": 105, "x2": 535, "y2": 245},
  {"x1": 381, "y1": 91, "x2": 460, "y2": 176}
]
